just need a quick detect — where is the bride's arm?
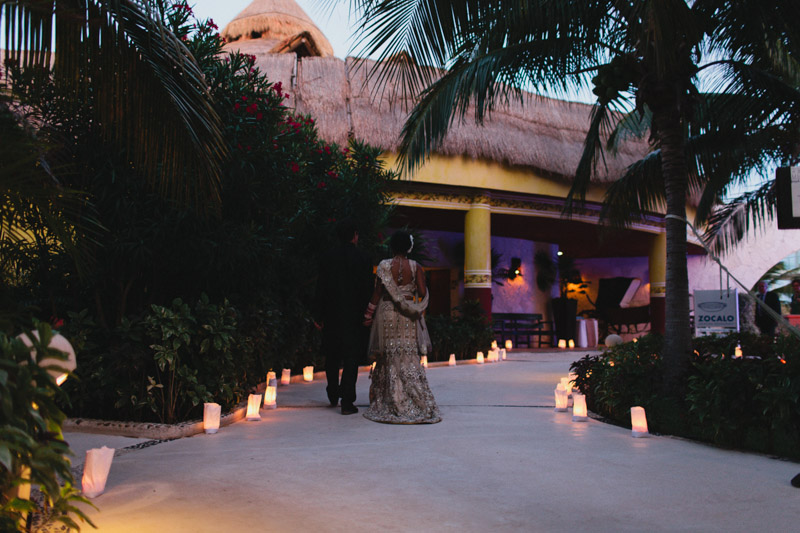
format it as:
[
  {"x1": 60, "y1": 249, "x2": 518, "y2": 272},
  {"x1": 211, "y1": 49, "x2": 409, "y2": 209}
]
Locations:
[{"x1": 363, "y1": 277, "x2": 382, "y2": 326}]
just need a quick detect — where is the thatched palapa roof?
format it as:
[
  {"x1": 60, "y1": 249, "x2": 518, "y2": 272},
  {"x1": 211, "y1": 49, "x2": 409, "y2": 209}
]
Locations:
[
  {"x1": 233, "y1": 54, "x2": 646, "y2": 182},
  {"x1": 222, "y1": 0, "x2": 334, "y2": 58},
  {"x1": 221, "y1": 1, "x2": 647, "y2": 182}
]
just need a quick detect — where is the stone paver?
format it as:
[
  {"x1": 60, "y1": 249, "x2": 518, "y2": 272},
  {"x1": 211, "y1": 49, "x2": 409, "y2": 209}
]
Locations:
[{"x1": 68, "y1": 351, "x2": 800, "y2": 532}]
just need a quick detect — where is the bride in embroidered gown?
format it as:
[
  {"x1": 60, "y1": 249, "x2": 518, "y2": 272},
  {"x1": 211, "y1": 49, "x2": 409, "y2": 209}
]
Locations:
[{"x1": 362, "y1": 231, "x2": 441, "y2": 424}]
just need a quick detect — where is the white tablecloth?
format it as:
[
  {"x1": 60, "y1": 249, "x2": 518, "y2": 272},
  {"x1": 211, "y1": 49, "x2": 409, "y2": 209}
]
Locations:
[{"x1": 576, "y1": 318, "x2": 599, "y2": 348}]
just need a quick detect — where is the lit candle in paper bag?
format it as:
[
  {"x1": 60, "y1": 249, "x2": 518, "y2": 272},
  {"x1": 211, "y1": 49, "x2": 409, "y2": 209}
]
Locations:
[
  {"x1": 554, "y1": 384, "x2": 568, "y2": 412},
  {"x1": 631, "y1": 406, "x2": 649, "y2": 437},
  {"x1": 505, "y1": 340, "x2": 513, "y2": 350},
  {"x1": 420, "y1": 355, "x2": 428, "y2": 368},
  {"x1": 560, "y1": 377, "x2": 572, "y2": 396},
  {"x1": 558, "y1": 339, "x2": 567, "y2": 349},
  {"x1": 246, "y1": 394, "x2": 262, "y2": 420},
  {"x1": 303, "y1": 366, "x2": 314, "y2": 381},
  {"x1": 477, "y1": 351, "x2": 485, "y2": 364},
  {"x1": 491, "y1": 340, "x2": 498, "y2": 349},
  {"x1": 568, "y1": 339, "x2": 575, "y2": 349},
  {"x1": 266, "y1": 371, "x2": 276, "y2": 382},
  {"x1": 448, "y1": 354, "x2": 456, "y2": 366},
  {"x1": 81, "y1": 446, "x2": 115, "y2": 498},
  {"x1": 500, "y1": 348, "x2": 506, "y2": 360},
  {"x1": 264, "y1": 379, "x2": 277, "y2": 409},
  {"x1": 572, "y1": 393, "x2": 588, "y2": 422},
  {"x1": 734, "y1": 345, "x2": 743, "y2": 359},
  {"x1": 280, "y1": 368, "x2": 291, "y2": 385},
  {"x1": 203, "y1": 402, "x2": 221, "y2": 433}
]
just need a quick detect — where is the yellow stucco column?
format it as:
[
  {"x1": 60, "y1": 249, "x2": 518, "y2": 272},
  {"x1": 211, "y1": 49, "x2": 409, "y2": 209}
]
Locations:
[
  {"x1": 649, "y1": 231, "x2": 667, "y2": 334},
  {"x1": 464, "y1": 201, "x2": 492, "y2": 317}
]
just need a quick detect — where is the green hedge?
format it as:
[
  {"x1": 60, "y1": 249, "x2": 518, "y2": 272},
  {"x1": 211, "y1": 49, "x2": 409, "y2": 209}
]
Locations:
[{"x1": 571, "y1": 332, "x2": 800, "y2": 460}]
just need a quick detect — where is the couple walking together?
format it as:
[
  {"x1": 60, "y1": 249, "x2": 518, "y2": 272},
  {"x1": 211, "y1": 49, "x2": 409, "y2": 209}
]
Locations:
[{"x1": 314, "y1": 223, "x2": 440, "y2": 424}]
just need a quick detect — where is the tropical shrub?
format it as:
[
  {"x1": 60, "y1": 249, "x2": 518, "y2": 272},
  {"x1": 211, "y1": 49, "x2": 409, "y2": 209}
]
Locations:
[
  {"x1": 572, "y1": 332, "x2": 800, "y2": 460},
  {"x1": 426, "y1": 300, "x2": 495, "y2": 361},
  {"x1": 0, "y1": 323, "x2": 92, "y2": 532}
]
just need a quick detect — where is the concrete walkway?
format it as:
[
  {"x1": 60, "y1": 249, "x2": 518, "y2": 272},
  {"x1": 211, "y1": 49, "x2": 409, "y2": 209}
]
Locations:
[{"x1": 66, "y1": 351, "x2": 799, "y2": 532}]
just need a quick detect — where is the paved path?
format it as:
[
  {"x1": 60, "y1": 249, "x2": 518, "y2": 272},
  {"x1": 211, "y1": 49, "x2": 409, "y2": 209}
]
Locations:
[{"x1": 66, "y1": 351, "x2": 800, "y2": 532}]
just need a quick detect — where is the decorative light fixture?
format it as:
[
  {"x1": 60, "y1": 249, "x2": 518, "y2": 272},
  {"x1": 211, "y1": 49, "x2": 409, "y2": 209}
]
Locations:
[
  {"x1": 246, "y1": 394, "x2": 262, "y2": 420},
  {"x1": 507, "y1": 257, "x2": 522, "y2": 280},
  {"x1": 303, "y1": 366, "x2": 314, "y2": 382},
  {"x1": 264, "y1": 378, "x2": 277, "y2": 409},
  {"x1": 81, "y1": 446, "x2": 115, "y2": 498},
  {"x1": 420, "y1": 355, "x2": 428, "y2": 368},
  {"x1": 631, "y1": 406, "x2": 649, "y2": 437},
  {"x1": 280, "y1": 369, "x2": 291, "y2": 385},
  {"x1": 203, "y1": 403, "x2": 221, "y2": 433},
  {"x1": 558, "y1": 339, "x2": 567, "y2": 349},
  {"x1": 448, "y1": 354, "x2": 456, "y2": 366},
  {"x1": 491, "y1": 340, "x2": 498, "y2": 349},
  {"x1": 557, "y1": 250, "x2": 564, "y2": 256},
  {"x1": 572, "y1": 393, "x2": 588, "y2": 422},
  {"x1": 554, "y1": 384, "x2": 569, "y2": 411},
  {"x1": 505, "y1": 340, "x2": 513, "y2": 350},
  {"x1": 17, "y1": 330, "x2": 77, "y2": 386},
  {"x1": 477, "y1": 351, "x2": 485, "y2": 364},
  {"x1": 568, "y1": 339, "x2": 575, "y2": 349}
]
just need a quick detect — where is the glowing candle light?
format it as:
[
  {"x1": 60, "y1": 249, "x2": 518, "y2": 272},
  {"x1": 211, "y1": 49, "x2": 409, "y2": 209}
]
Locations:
[
  {"x1": 560, "y1": 377, "x2": 571, "y2": 396},
  {"x1": 734, "y1": 345, "x2": 743, "y2": 359},
  {"x1": 280, "y1": 369, "x2": 291, "y2": 385},
  {"x1": 500, "y1": 348, "x2": 507, "y2": 360},
  {"x1": 631, "y1": 406, "x2": 649, "y2": 437},
  {"x1": 448, "y1": 354, "x2": 456, "y2": 366},
  {"x1": 558, "y1": 339, "x2": 567, "y2": 349},
  {"x1": 264, "y1": 378, "x2": 277, "y2": 409},
  {"x1": 477, "y1": 351, "x2": 485, "y2": 364},
  {"x1": 568, "y1": 339, "x2": 575, "y2": 349},
  {"x1": 505, "y1": 340, "x2": 513, "y2": 350},
  {"x1": 491, "y1": 340, "x2": 498, "y2": 349},
  {"x1": 420, "y1": 355, "x2": 428, "y2": 368},
  {"x1": 266, "y1": 371, "x2": 276, "y2": 382},
  {"x1": 203, "y1": 402, "x2": 221, "y2": 433},
  {"x1": 246, "y1": 394, "x2": 262, "y2": 420},
  {"x1": 303, "y1": 366, "x2": 314, "y2": 382},
  {"x1": 554, "y1": 384, "x2": 569, "y2": 412},
  {"x1": 572, "y1": 393, "x2": 588, "y2": 422},
  {"x1": 81, "y1": 447, "x2": 115, "y2": 498}
]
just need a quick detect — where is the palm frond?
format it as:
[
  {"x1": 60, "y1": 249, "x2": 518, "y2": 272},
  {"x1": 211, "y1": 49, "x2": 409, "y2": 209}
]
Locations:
[
  {"x1": 1, "y1": 0, "x2": 228, "y2": 208},
  {"x1": 599, "y1": 149, "x2": 665, "y2": 227},
  {"x1": 703, "y1": 180, "x2": 775, "y2": 255},
  {"x1": 563, "y1": 99, "x2": 618, "y2": 216}
]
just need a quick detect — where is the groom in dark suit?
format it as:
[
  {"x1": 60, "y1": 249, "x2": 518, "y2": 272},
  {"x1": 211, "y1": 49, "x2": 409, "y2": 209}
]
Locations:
[
  {"x1": 754, "y1": 280, "x2": 781, "y2": 336},
  {"x1": 313, "y1": 219, "x2": 373, "y2": 415}
]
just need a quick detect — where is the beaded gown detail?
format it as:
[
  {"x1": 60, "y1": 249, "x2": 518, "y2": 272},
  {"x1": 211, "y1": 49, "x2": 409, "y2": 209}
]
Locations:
[{"x1": 364, "y1": 259, "x2": 441, "y2": 424}]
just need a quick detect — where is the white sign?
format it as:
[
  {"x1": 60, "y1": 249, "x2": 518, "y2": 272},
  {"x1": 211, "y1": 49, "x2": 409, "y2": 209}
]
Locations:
[
  {"x1": 792, "y1": 167, "x2": 800, "y2": 217},
  {"x1": 694, "y1": 289, "x2": 739, "y2": 336}
]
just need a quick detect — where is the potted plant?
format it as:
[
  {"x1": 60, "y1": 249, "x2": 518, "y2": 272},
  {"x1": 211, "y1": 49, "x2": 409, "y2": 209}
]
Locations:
[{"x1": 534, "y1": 252, "x2": 589, "y2": 342}]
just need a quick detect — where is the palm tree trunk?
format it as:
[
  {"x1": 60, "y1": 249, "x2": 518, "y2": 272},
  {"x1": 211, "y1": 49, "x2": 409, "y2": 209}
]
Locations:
[{"x1": 655, "y1": 109, "x2": 692, "y2": 393}]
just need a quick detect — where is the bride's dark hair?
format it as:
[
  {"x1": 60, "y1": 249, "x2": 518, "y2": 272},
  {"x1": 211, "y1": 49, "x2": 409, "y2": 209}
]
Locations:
[{"x1": 389, "y1": 231, "x2": 412, "y2": 255}]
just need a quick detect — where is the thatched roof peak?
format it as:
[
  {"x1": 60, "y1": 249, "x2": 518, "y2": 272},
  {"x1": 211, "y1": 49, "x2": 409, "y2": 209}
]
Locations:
[{"x1": 222, "y1": 0, "x2": 334, "y2": 57}]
